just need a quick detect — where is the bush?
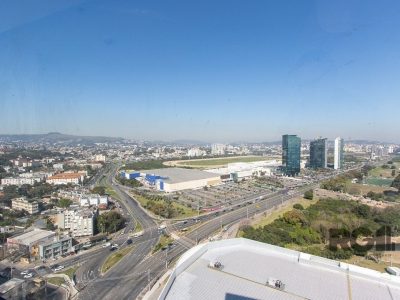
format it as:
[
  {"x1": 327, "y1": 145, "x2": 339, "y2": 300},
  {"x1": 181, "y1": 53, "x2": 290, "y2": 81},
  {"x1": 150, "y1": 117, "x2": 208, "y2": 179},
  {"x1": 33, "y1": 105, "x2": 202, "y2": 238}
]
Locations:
[
  {"x1": 304, "y1": 189, "x2": 314, "y2": 200},
  {"x1": 293, "y1": 203, "x2": 304, "y2": 210}
]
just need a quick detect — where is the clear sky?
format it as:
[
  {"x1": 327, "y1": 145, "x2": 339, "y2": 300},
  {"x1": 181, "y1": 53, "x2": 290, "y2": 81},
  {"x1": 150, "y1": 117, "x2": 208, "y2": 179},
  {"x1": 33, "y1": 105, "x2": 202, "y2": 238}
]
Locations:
[{"x1": 0, "y1": 0, "x2": 399, "y2": 143}]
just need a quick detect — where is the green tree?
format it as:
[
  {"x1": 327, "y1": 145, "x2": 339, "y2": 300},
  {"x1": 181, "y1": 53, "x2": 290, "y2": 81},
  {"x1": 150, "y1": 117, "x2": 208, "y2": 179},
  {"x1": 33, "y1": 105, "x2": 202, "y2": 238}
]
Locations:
[
  {"x1": 96, "y1": 211, "x2": 125, "y2": 233},
  {"x1": 91, "y1": 186, "x2": 106, "y2": 195},
  {"x1": 304, "y1": 189, "x2": 314, "y2": 200},
  {"x1": 391, "y1": 174, "x2": 400, "y2": 192},
  {"x1": 58, "y1": 198, "x2": 73, "y2": 208}
]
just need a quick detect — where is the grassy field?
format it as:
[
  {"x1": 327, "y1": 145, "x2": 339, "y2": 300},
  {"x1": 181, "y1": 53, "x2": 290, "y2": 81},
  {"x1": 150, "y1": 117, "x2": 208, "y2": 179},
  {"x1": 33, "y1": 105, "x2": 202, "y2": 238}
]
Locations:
[
  {"x1": 61, "y1": 266, "x2": 78, "y2": 279},
  {"x1": 341, "y1": 256, "x2": 400, "y2": 273},
  {"x1": 47, "y1": 277, "x2": 65, "y2": 286},
  {"x1": 169, "y1": 156, "x2": 274, "y2": 168},
  {"x1": 101, "y1": 245, "x2": 134, "y2": 273},
  {"x1": 368, "y1": 162, "x2": 399, "y2": 178},
  {"x1": 365, "y1": 178, "x2": 393, "y2": 187},
  {"x1": 133, "y1": 193, "x2": 198, "y2": 218},
  {"x1": 252, "y1": 197, "x2": 318, "y2": 229},
  {"x1": 349, "y1": 183, "x2": 394, "y2": 194},
  {"x1": 153, "y1": 234, "x2": 174, "y2": 253}
]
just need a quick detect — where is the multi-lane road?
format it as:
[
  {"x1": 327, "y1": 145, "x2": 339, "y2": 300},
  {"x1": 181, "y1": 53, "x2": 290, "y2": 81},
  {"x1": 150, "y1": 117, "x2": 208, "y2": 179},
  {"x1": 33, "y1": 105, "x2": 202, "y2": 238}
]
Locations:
[
  {"x1": 71, "y1": 162, "x2": 367, "y2": 299},
  {"x1": 71, "y1": 164, "x2": 317, "y2": 299}
]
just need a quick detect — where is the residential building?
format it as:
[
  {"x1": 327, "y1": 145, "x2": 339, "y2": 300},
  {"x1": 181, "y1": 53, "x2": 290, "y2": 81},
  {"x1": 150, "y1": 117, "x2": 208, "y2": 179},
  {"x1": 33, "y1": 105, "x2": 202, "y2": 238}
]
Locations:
[
  {"x1": 94, "y1": 154, "x2": 106, "y2": 162},
  {"x1": 12, "y1": 197, "x2": 39, "y2": 214},
  {"x1": 334, "y1": 137, "x2": 344, "y2": 170},
  {"x1": 1, "y1": 177, "x2": 42, "y2": 186},
  {"x1": 309, "y1": 138, "x2": 328, "y2": 169},
  {"x1": 46, "y1": 172, "x2": 85, "y2": 185},
  {"x1": 56, "y1": 208, "x2": 96, "y2": 237},
  {"x1": 282, "y1": 134, "x2": 301, "y2": 176},
  {"x1": 187, "y1": 148, "x2": 206, "y2": 157},
  {"x1": 79, "y1": 194, "x2": 108, "y2": 207},
  {"x1": 211, "y1": 143, "x2": 226, "y2": 155},
  {"x1": 38, "y1": 236, "x2": 72, "y2": 259}
]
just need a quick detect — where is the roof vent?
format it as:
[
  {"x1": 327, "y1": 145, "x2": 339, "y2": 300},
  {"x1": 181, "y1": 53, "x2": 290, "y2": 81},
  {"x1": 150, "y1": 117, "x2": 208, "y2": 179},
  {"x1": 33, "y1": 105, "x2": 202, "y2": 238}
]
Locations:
[
  {"x1": 266, "y1": 278, "x2": 285, "y2": 290},
  {"x1": 209, "y1": 261, "x2": 223, "y2": 269}
]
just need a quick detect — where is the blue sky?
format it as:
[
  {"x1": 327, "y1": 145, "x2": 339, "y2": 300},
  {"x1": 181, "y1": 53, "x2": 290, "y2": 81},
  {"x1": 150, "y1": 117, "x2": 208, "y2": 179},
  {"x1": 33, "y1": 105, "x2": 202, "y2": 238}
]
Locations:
[{"x1": 0, "y1": 0, "x2": 399, "y2": 142}]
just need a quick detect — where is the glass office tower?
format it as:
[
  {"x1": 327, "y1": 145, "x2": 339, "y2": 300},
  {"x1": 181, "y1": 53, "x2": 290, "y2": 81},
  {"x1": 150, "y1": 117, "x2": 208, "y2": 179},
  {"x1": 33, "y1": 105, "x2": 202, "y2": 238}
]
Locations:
[
  {"x1": 282, "y1": 134, "x2": 301, "y2": 176},
  {"x1": 309, "y1": 138, "x2": 327, "y2": 169}
]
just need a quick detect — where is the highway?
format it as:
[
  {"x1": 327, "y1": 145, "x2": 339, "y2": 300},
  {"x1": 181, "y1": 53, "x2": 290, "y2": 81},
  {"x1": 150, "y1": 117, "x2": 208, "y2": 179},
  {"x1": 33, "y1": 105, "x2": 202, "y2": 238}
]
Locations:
[
  {"x1": 75, "y1": 180, "x2": 314, "y2": 299},
  {"x1": 74, "y1": 163, "x2": 159, "y2": 299},
  {"x1": 73, "y1": 163, "x2": 367, "y2": 299}
]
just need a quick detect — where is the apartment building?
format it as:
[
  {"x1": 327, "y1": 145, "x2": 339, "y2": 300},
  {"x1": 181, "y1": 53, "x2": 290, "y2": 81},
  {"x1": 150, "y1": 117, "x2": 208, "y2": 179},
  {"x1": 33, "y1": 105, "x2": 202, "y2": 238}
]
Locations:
[
  {"x1": 56, "y1": 208, "x2": 96, "y2": 237},
  {"x1": 12, "y1": 197, "x2": 39, "y2": 214},
  {"x1": 1, "y1": 177, "x2": 42, "y2": 186}
]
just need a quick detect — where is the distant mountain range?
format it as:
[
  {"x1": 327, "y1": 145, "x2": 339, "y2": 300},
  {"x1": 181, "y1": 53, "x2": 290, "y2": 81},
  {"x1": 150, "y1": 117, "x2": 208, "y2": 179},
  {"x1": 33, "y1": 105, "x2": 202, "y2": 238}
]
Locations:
[{"x1": 0, "y1": 132, "x2": 124, "y2": 145}]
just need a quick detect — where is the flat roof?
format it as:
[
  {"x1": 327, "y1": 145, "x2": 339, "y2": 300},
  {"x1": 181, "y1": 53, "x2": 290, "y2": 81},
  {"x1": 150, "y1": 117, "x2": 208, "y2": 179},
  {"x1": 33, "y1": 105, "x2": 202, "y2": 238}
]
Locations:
[
  {"x1": 9, "y1": 229, "x2": 55, "y2": 245},
  {"x1": 160, "y1": 238, "x2": 400, "y2": 300},
  {"x1": 0, "y1": 278, "x2": 24, "y2": 294},
  {"x1": 141, "y1": 168, "x2": 220, "y2": 184}
]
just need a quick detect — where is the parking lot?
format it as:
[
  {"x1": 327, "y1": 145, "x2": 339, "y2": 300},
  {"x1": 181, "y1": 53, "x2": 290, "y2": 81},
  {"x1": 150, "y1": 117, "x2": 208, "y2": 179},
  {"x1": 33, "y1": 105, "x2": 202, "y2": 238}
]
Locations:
[{"x1": 168, "y1": 178, "x2": 288, "y2": 211}]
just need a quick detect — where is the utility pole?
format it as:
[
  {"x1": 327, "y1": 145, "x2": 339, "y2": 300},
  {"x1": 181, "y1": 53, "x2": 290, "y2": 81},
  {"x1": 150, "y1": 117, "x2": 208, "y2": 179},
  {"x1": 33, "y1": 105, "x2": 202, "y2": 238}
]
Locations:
[
  {"x1": 165, "y1": 248, "x2": 168, "y2": 269},
  {"x1": 147, "y1": 269, "x2": 151, "y2": 292}
]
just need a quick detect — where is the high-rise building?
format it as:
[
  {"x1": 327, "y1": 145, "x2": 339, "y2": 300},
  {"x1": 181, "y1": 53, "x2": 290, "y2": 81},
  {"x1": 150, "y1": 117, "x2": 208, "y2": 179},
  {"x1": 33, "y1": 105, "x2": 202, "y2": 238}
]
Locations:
[
  {"x1": 309, "y1": 138, "x2": 327, "y2": 169},
  {"x1": 334, "y1": 137, "x2": 344, "y2": 170},
  {"x1": 211, "y1": 143, "x2": 226, "y2": 155},
  {"x1": 282, "y1": 135, "x2": 301, "y2": 176}
]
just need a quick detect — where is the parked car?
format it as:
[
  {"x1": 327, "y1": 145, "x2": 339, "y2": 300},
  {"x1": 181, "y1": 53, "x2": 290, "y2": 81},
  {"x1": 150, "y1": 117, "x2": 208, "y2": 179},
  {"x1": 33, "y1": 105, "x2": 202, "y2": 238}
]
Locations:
[{"x1": 24, "y1": 273, "x2": 33, "y2": 279}]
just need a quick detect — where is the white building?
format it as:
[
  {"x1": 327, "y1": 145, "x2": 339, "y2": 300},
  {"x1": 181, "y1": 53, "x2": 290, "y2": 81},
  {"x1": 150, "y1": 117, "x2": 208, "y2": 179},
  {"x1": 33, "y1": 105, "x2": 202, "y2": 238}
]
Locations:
[
  {"x1": 56, "y1": 208, "x2": 96, "y2": 237},
  {"x1": 12, "y1": 197, "x2": 39, "y2": 214},
  {"x1": 79, "y1": 194, "x2": 108, "y2": 207},
  {"x1": 140, "y1": 168, "x2": 222, "y2": 192},
  {"x1": 53, "y1": 163, "x2": 64, "y2": 171},
  {"x1": 47, "y1": 172, "x2": 85, "y2": 185},
  {"x1": 334, "y1": 137, "x2": 344, "y2": 170},
  {"x1": 1, "y1": 177, "x2": 42, "y2": 186},
  {"x1": 187, "y1": 148, "x2": 206, "y2": 157},
  {"x1": 211, "y1": 143, "x2": 226, "y2": 155},
  {"x1": 94, "y1": 154, "x2": 106, "y2": 162},
  {"x1": 159, "y1": 238, "x2": 400, "y2": 300},
  {"x1": 207, "y1": 160, "x2": 280, "y2": 181}
]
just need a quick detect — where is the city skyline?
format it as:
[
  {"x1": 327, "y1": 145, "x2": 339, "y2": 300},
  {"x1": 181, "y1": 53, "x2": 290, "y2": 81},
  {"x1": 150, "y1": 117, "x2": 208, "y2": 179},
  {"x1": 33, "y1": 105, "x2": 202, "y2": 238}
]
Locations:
[{"x1": 1, "y1": 1, "x2": 400, "y2": 142}]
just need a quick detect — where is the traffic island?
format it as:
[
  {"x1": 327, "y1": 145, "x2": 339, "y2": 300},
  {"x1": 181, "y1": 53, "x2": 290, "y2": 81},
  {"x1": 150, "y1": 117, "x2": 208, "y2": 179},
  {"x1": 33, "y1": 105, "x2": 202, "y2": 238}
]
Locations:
[{"x1": 101, "y1": 245, "x2": 135, "y2": 274}]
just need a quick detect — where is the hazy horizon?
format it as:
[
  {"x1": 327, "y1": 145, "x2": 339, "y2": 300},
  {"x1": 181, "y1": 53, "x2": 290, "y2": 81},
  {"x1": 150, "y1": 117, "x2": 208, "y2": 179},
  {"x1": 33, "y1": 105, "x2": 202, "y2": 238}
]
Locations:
[{"x1": 1, "y1": 1, "x2": 399, "y2": 143}]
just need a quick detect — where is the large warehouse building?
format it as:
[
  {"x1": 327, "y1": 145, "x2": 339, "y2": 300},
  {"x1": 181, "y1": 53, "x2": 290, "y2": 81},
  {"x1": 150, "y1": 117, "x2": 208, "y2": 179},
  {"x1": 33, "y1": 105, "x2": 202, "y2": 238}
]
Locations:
[
  {"x1": 158, "y1": 238, "x2": 400, "y2": 300},
  {"x1": 122, "y1": 168, "x2": 221, "y2": 192}
]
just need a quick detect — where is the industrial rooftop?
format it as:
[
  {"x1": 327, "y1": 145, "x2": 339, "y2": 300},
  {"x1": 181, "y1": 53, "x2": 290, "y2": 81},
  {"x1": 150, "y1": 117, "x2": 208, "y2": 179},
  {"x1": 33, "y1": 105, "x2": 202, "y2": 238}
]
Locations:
[
  {"x1": 140, "y1": 168, "x2": 220, "y2": 184},
  {"x1": 159, "y1": 238, "x2": 400, "y2": 300},
  {"x1": 8, "y1": 229, "x2": 55, "y2": 245}
]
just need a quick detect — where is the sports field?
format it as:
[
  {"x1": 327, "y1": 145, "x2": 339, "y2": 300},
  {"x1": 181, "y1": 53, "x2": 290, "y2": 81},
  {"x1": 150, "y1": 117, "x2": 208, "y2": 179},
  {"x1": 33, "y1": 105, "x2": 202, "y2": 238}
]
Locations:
[{"x1": 165, "y1": 156, "x2": 278, "y2": 168}]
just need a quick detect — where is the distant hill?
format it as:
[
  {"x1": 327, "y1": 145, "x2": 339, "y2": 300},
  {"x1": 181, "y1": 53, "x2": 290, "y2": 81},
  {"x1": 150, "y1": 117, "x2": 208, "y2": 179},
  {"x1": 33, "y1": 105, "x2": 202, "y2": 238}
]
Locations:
[{"x1": 0, "y1": 132, "x2": 124, "y2": 145}]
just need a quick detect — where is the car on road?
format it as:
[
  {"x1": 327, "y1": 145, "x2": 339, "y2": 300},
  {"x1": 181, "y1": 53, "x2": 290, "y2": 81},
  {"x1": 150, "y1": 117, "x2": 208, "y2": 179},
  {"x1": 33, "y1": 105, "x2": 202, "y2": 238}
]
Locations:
[
  {"x1": 21, "y1": 270, "x2": 30, "y2": 275},
  {"x1": 126, "y1": 239, "x2": 133, "y2": 245},
  {"x1": 24, "y1": 273, "x2": 33, "y2": 279},
  {"x1": 133, "y1": 231, "x2": 143, "y2": 238},
  {"x1": 52, "y1": 265, "x2": 64, "y2": 272},
  {"x1": 102, "y1": 242, "x2": 111, "y2": 248}
]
